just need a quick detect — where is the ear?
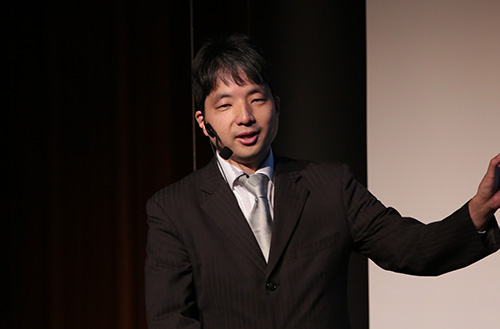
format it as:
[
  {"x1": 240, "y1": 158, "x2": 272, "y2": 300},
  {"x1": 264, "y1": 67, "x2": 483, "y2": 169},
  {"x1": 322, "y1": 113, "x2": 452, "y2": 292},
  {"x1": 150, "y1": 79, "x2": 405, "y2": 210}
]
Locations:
[
  {"x1": 274, "y1": 96, "x2": 281, "y2": 114},
  {"x1": 195, "y1": 110, "x2": 209, "y2": 137}
]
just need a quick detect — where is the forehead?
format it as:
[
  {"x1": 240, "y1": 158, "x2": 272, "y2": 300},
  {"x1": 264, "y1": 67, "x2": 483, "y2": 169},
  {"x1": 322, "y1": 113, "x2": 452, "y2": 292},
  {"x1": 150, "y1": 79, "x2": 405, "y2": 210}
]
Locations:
[{"x1": 207, "y1": 81, "x2": 266, "y2": 106}]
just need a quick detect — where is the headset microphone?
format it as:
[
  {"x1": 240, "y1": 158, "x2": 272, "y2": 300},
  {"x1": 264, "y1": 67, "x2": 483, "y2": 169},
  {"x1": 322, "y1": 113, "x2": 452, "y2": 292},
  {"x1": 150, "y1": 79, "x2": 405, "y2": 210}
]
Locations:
[
  {"x1": 205, "y1": 123, "x2": 233, "y2": 160},
  {"x1": 205, "y1": 123, "x2": 217, "y2": 138}
]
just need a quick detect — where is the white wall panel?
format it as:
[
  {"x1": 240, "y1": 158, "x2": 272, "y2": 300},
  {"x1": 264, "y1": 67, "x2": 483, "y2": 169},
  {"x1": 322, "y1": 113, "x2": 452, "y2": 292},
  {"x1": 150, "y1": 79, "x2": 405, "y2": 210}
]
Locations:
[{"x1": 367, "y1": 1, "x2": 500, "y2": 328}]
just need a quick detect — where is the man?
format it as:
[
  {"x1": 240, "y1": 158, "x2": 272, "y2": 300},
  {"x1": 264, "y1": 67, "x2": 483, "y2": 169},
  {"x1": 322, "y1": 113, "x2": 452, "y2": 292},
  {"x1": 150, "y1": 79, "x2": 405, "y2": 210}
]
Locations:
[{"x1": 145, "y1": 34, "x2": 499, "y2": 329}]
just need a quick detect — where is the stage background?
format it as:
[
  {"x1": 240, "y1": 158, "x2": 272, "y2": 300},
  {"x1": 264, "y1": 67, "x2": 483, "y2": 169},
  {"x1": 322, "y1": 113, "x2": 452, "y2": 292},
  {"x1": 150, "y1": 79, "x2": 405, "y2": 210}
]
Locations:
[
  {"x1": 8, "y1": 1, "x2": 368, "y2": 328},
  {"x1": 8, "y1": 1, "x2": 498, "y2": 328}
]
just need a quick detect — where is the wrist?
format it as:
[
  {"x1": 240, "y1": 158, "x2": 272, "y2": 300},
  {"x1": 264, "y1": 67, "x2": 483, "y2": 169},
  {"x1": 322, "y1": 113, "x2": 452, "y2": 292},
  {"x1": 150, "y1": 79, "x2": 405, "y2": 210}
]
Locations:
[{"x1": 469, "y1": 196, "x2": 495, "y2": 231}]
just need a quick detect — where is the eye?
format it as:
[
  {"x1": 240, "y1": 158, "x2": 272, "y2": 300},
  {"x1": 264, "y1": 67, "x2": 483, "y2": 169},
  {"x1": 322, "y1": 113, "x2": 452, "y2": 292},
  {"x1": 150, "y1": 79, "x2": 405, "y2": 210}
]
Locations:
[
  {"x1": 251, "y1": 97, "x2": 267, "y2": 104},
  {"x1": 216, "y1": 103, "x2": 231, "y2": 109}
]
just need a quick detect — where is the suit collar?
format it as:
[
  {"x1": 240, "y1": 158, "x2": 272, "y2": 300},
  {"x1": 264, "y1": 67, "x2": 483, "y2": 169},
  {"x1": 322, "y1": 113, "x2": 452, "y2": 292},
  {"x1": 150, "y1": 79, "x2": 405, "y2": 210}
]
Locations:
[
  {"x1": 199, "y1": 158, "x2": 268, "y2": 271},
  {"x1": 199, "y1": 156, "x2": 310, "y2": 274},
  {"x1": 267, "y1": 157, "x2": 310, "y2": 273}
]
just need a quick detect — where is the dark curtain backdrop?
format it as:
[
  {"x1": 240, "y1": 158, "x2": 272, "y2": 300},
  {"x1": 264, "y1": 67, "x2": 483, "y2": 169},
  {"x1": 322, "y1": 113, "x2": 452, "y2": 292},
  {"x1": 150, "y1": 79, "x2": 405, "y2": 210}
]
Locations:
[{"x1": 8, "y1": 1, "x2": 366, "y2": 329}]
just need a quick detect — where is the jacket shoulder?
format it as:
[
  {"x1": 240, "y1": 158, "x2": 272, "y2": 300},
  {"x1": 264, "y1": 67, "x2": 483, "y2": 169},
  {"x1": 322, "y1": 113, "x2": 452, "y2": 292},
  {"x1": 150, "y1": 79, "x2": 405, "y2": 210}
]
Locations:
[
  {"x1": 276, "y1": 156, "x2": 347, "y2": 178},
  {"x1": 148, "y1": 162, "x2": 215, "y2": 206}
]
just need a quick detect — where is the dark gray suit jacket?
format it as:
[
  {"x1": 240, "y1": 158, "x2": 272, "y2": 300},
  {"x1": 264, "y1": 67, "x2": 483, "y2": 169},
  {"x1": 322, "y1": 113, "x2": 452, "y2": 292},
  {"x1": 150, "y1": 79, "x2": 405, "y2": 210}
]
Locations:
[{"x1": 145, "y1": 157, "x2": 499, "y2": 329}]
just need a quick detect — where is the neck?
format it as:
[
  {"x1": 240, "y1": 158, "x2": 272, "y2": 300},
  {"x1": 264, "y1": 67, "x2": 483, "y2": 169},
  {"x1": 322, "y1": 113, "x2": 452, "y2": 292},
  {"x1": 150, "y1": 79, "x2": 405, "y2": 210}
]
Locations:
[{"x1": 221, "y1": 149, "x2": 271, "y2": 174}]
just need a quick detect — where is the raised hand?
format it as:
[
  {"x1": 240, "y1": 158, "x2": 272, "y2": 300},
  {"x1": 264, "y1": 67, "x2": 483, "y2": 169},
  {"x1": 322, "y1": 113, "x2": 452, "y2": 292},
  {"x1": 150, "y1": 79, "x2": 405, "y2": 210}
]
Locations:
[{"x1": 469, "y1": 153, "x2": 500, "y2": 230}]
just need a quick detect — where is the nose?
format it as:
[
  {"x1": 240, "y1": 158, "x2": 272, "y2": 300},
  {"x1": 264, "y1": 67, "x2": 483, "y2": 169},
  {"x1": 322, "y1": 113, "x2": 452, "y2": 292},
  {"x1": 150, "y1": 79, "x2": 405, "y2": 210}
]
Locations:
[{"x1": 236, "y1": 102, "x2": 255, "y2": 125}]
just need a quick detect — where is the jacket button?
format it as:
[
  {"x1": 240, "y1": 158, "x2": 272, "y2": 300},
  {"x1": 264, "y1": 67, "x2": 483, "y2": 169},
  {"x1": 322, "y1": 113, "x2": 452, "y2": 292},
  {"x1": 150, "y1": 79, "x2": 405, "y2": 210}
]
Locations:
[{"x1": 266, "y1": 282, "x2": 278, "y2": 291}]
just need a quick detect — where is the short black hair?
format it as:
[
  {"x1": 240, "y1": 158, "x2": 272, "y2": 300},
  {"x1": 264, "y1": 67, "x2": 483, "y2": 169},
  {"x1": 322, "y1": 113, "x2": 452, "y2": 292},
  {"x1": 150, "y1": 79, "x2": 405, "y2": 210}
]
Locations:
[{"x1": 191, "y1": 34, "x2": 275, "y2": 113}]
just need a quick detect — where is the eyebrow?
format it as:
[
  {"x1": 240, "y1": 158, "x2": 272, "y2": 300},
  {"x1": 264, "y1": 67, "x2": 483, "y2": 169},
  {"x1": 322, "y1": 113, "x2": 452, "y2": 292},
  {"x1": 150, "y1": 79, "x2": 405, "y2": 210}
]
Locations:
[
  {"x1": 213, "y1": 93, "x2": 232, "y2": 103},
  {"x1": 247, "y1": 87, "x2": 266, "y2": 96}
]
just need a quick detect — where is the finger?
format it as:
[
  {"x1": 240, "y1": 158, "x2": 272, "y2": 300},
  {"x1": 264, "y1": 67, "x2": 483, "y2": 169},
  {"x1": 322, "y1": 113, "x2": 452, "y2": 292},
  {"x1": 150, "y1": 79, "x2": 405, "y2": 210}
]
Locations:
[
  {"x1": 493, "y1": 161, "x2": 500, "y2": 193},
  {"x1": 485, "y1": 153, "x2": 500, "y2": 179}
]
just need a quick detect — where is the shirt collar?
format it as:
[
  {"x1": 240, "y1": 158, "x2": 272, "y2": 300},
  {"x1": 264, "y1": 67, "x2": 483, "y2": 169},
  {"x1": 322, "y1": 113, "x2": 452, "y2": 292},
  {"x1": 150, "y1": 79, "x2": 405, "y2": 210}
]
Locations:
[{"x1": 216, "y1": 149, "x2": 275, "y2": 189}]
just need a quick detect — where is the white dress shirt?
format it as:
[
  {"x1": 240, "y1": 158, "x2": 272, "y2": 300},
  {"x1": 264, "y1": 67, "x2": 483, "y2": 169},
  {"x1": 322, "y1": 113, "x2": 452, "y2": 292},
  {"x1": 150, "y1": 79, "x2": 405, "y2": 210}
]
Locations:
[{"x1": 216, "y1": 150, "x2": 275, "y2": 221}]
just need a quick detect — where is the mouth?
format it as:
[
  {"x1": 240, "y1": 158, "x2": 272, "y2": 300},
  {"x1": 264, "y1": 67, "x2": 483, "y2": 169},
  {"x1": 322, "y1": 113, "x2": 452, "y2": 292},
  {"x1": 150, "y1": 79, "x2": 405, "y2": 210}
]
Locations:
[{"x1": 236, "y1": 130, "x2": 259, "y2": 146}]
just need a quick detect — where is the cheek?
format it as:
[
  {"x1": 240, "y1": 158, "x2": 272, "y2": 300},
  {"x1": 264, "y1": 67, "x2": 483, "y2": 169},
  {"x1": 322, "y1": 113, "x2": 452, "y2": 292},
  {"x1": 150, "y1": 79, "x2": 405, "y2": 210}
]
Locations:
[
  {"x1": 268, "y1": 112, "x2": 279, "y2": 135},
  {"x1": 214, "y1": 119, "x2": 235, "y2": 142}
]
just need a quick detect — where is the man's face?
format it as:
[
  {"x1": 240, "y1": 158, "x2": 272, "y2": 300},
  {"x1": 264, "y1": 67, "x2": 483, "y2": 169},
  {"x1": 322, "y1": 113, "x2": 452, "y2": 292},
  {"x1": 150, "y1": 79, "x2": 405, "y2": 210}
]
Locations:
[{"x1": 196, "y1": 74, "x2": 279, "y2": 173}]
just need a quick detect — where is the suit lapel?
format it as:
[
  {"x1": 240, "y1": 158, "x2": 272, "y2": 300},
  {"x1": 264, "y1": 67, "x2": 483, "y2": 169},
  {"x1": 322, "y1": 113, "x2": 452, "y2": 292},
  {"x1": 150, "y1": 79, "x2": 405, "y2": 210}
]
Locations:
[
  {"x1": 267, "y1": 158, "x2": 310, "y2": 274},
  {"x1": 199, "y1": 158, "x2": 267, "y2": 271}
]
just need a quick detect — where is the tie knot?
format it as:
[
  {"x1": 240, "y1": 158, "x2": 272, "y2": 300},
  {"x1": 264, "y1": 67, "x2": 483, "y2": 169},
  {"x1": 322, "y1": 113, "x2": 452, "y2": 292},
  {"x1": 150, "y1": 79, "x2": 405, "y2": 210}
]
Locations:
[{"x1": 238, "y1": 173, "x2": 269, "y2": 198}]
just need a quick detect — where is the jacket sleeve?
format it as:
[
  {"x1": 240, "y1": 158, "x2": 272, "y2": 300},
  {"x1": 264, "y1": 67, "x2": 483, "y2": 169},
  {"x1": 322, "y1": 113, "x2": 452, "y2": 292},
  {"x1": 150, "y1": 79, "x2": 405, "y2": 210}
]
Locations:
[
  {"x1": 342, "y1": 164, "x2": 499, "y2": 276},
  {"x1": 145, "y1": 197, "x2": 201, "y2": 329}
]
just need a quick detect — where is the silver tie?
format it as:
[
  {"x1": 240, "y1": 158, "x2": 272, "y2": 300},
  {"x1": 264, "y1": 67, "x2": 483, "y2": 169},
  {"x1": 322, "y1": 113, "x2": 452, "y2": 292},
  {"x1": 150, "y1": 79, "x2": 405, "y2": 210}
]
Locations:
[{"x1": 237, "y1": 173, "x2": 272, "y2": 262}]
